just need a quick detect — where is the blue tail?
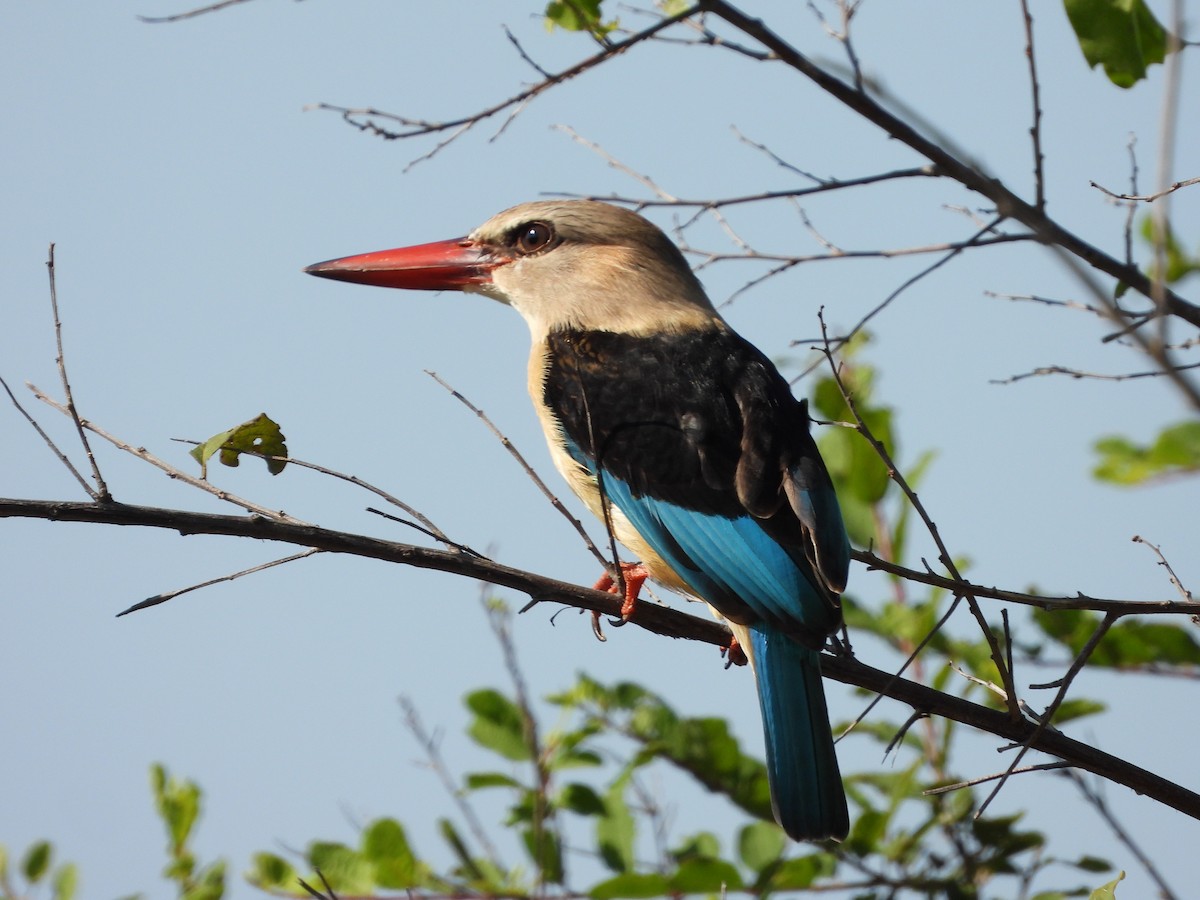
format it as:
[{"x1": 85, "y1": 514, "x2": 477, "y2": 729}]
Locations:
[{"x1": 750, "y1": 625, "x2": 848, "y2": 841}]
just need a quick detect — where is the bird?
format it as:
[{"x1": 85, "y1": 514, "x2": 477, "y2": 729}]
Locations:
[{"x1": 305, "y1": 200, "x2": 851, "y2": 841}]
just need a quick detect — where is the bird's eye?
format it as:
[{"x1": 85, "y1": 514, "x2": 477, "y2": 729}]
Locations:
[{"x1": 514, "y1": 221, "x2": 554, "y2": 255}]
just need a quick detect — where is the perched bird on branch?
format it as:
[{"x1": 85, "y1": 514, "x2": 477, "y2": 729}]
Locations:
[{"x1": 306, "y1": 200, "x2": 851, "y2": 841}]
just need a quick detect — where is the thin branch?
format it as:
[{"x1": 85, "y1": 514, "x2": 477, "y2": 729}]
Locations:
[
  {"x1": 1017, "y1": 0, "x2": 1046, "y2": 212},
  {"x1": 984, "y1": 290, "x2": 1106, "y2": 318},
  {"x1": 138, "y1": 0, "x2": 257, "y2": 24},
  {"x1": 566, "y1": 166, "x2": 942, "y2": 213},
  {"x1": 4, "y1": 496, "x2": 1199, "y2": 819},
  {"x1": 825, "y1": 215, "x2": 1009, "y2": 358},
  {"x1": 46, "y1": 246, "x2": 109, "y2": 502},
  {"x1": 306, "y1": 4, "x2": 700, "y2": 163},
  {"x1": 400, "y1": 695, "x2": 508, "y2": 874},
  {"x1": 854, "y1": 548, "x2": 1200, "y2": 617},
  {"x1": 924, "y1": 761, "x2": 1071, "y2": 796},
  {"x1": 976, "y1": 612, "x2": 1117, "y2": 817},
  {"x1": 504, "y1": 25, "x2": 552, "y2": 80},
  {"x1": 991, "y1": 360, "x2": 1200, "y2": 385},
  {"x1": 1132, "y1": 535, "x2": 1195, "y2": 604},
  {"x1": 115, "y1": 549, "x2": 321, "y2": 616},
  {"x1": 1, "y1": 373, "x2": 93, "y2": 497},
  {"x1": 1090, "y1": 175, "x2": 1200, "y2": 203},
  {"x1": 425, "y1": 370, "x2": 610, "y2": 571}
]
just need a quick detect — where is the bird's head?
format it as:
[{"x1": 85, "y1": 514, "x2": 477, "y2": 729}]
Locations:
[{"x1": 305, "y1": 200, "x2": 721, "y2": 336}]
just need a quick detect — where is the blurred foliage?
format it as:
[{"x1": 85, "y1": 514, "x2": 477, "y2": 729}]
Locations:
[
  {"x1": 0, "y1": 842, "x2": 77, "y2": 900},
  {"x1": 1093, "y1": 421, "x2": 1200, "y2": 484},
  {"x1": 1099, "y1": 218, "x2": 1200, "y2": 486},
  {"x1": 151, "y1": 764, "x2": 227, "y2": 900}
]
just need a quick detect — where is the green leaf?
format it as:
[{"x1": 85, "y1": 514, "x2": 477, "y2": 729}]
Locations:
[
  {"x1": 668, "y1": 856, "x2": 744, "y2": 893},
  {"x1": 1141, "y1": 216, "x2": 1200, "y2": 284},
  {"x1": 182, "y1": 861, "x2": 225, "y2": 900},
  {"x1": 306, "y1": 842, "x2": 374, "y2": 895},
  {"x1": 737, "y1": 821, "x2": 785, "y2": 873},
  {"x1": 544, "y1": 0, "x2": 616, "y2": 36},
  {"x1": 559, "y1": 782, "x2": 606, "y2": 815},
  {"x1": 764, "y1": 853, "x2": 836, "y2": 891},
  {"x1": 1089, "y1": 870, "x2": 1125, "y2": 899},
  {"x1": 360, "y1": 818, "x2": 427, "y2": 889},
  {"x1": 438, "y1": 819, "x2": 487, "y2": 884},
  {"x1": 522, "y1": 826, "x2": 564, "y2": 884},
  {"x1": 189, "y1": 413, "x2": 288, "y2": 477},
  {"x1": 590, "y1": 872, "x2": 672, "y2": 899},
  {"x1": 247, "y1": 852, "x2": 296, "y2": 889},
  {"x1": 465, "y1": 688, "x2": 531, "y2": 761},
  {"x1": 151, "y1": 765, "x2": 201, "y2": 852},
  {"x1": 596, "y1": 771, "x2": 636, "y2": 874},
  {"x1": 1094, "y1": 422, "x2": 1200, "y2": 484},
  {"x1": 464, "y1": 771, "x2": 523, "y2": 790},
  {"x1": 52, "y1": 862, "x2": 79, "y2": 900},
  {"x1": 1033, "y1": 607, "x2": 1200, "y2": 668},
  {"x1": 22, "y1": 841, "x2": 52, "y2": 883},
  {"x1": 1063, "y1": 0, "x2": 1168, "y2": 88},
  {"x1": 671, "y1": 831, "x2": 721, "y2": 862},
  {"x1": 1051, "y1": 698, "x2": 1107, "y2": 724},
  {"x1": 1075, "y1": 855, "x2": 1114, "y2": 874}
]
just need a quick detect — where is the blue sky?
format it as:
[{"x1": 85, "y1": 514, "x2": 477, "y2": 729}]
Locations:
[{"x1": 3, "y1": 2, "x2": 1198, "y2": 898}]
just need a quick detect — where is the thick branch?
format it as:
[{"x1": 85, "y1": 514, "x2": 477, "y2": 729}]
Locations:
[{"x1": 3, "y1": 497, "x2": 1199, "y2": 820}]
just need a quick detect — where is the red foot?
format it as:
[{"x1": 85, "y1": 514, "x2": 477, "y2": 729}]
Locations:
[
  {"x1": 591, "y1": 562, "x2": 650, "y2": 634},
  {"x1": 723, "y1": 634, "x2": 749, "y2": 668}
]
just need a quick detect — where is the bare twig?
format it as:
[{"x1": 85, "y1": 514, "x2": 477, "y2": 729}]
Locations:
[
  {"x1": 400, "y1": 695, "x2": 507, "y2": 872},
  {"x1": 1132, "y1": 535, "x2": 1195, "y2": 603},
  {"x1": 976, "y1": 612, "x2": 1117, "y2": 817},
  {"x1": 1, "y1": 374, "x2": 93, "y2": 497},
  {"x1": 46, "y1": 246, "x2": 110, "y2": 502},
  {"x1": 854, "y1": 548, "x2": 1200, "y2": 617},
  {"x1": 565, "y1": 166, "x2": 942, "y2": 213},
  {"x1": 1090, "y1": 175, "x2": 1200, "y2": 203},
  {"x1": 426, "y1": 370, "x2": 610, "y2": 571},
  {"x1": 307, "y1": 4, "x2": 700, "y2": 166},
  {"x1": 1017, "y1": 0, "x2": 1046, "y2": 212},
  {"x1": 991, "y1": 360, "x2": 1200, "y2": 385},
  {"x1": 925, "y1": 761, "x2": 1071, "y2": 796},
  {"x1": 115, "y1": 549, "x2": 321, "y2": 616},
  {"x1": 984, "y1": 290, "x2": 1106, "y2": 318},
  {"x1": 138, "y1": 0, "x2": 257, "y2": 24}
]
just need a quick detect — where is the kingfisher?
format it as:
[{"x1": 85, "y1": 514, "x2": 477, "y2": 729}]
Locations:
[{"x1": 305, "y1": 200, "x2": 851, "y2": 841}]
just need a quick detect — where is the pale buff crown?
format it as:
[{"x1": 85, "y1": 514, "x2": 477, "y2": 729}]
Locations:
[{"x1": 463, "y1": 200, "x2": 725, "y2": 337}]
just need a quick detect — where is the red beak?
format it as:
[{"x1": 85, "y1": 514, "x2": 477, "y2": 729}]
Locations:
[{"x1": 303, "y1": 238, "x2": 504, "y2": 290}]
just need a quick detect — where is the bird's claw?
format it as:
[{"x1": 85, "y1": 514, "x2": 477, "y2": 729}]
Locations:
[
  {"x1": 723, "y1": 635, "x2": 749, "y2": 668},
  {"x1": 590, "y1": 563, "x2": 650, "y2": 638}
]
